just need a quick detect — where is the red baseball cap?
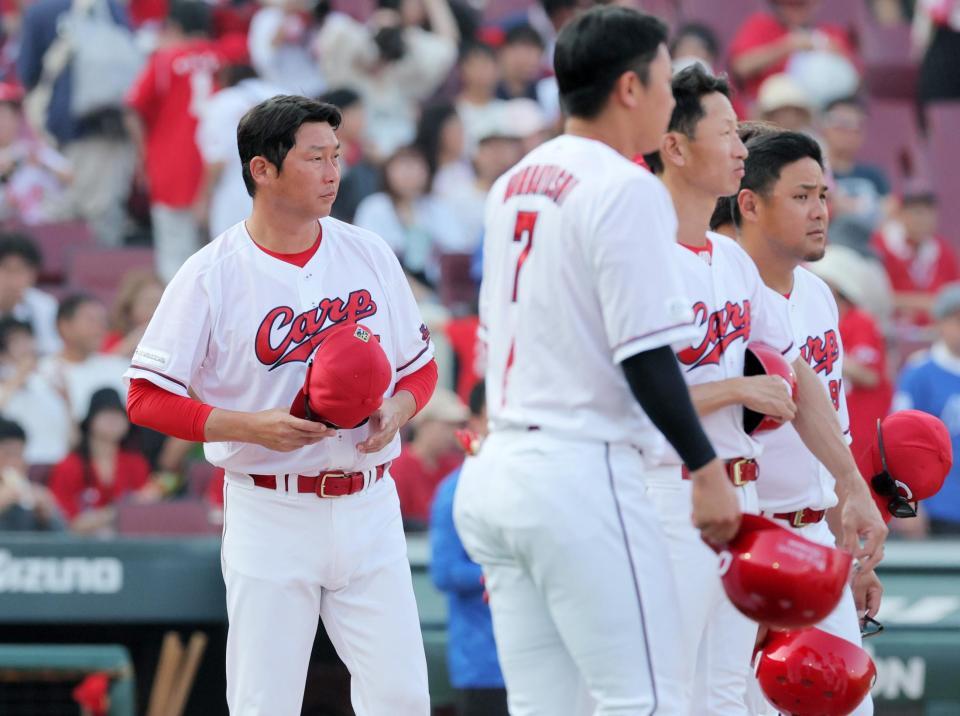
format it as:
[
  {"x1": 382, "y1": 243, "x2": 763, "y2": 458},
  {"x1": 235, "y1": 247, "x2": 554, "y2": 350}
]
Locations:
[
  {"x1": 856, "y1": 410, "x2": 953, "y2": 522},
  {"x1": 0, "y1": 83, "x2": 23, "y2": 104},
  {"x1": 290, "y1": 321, "x2": 392, "y2": 429}
]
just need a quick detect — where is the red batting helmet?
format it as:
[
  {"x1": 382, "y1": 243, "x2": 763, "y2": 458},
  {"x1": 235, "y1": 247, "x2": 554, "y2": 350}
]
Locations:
[
  {"x1": 755, "y1": 628, "x2": 876, "y2": 716},
  {"x1": 289, "y1": 321, "x2": 392, "y2": 429},
  {"x1": 855, "y1": 410, "x2": 953, "y2": 522},
  {"x1": 706, "y1": 514, "x2": 852, "y2": 630},
  {"x1": 743, "y1": 342, "x2": 797, "y2": 435}
]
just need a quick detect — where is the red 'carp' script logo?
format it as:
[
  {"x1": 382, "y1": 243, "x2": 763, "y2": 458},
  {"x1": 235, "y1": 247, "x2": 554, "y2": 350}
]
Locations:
[
  {"x1": 677, "y1": 300, "x2": 752, "y2": 369},
  {"x1": 255, "y1": 289, "x2": 377, "y2": 369}
]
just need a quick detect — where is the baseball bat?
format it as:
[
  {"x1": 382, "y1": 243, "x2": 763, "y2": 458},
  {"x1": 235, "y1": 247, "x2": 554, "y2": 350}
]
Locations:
[
  {"x1": 147, "y1": 631, "x2": 183, "y2": 716},
  {"x1": 164, "y1": 631, "x2": 208, "y2": 716}
]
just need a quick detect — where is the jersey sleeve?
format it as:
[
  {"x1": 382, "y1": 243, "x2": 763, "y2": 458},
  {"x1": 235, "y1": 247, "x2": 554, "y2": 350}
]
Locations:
[
  {"x1": 829, "y1": 295, "x2": 853, "y2": 444},
  {"x1": 585, "y1": 175, "x2": 695, "y2": 364},
  {"x1": 123, "y1": 261, "x2": 213, "y2": 397},
  {"x1": 382, "y1": 249, "x2": 435, "y2": 379},
  {"x1": 126, "y1": 55, "x2": 160, "y2": 120},
  {"x1": 754, "y1": 281, "x2": 800, "y2": 362}
]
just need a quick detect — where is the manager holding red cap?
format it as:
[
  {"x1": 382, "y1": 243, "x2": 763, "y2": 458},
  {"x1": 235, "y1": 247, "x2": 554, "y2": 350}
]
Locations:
[{"x1": 124, "y1": 96, "x2": 438, "y2": 715}]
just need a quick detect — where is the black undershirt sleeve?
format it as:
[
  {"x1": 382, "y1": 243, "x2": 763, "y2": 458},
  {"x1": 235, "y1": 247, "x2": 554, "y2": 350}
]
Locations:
[{"x1": 621, "y1": 345, "x2": 717, "y2": 471}]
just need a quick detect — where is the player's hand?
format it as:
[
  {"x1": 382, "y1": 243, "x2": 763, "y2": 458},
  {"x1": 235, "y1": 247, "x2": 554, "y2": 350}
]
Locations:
[
  {"x1": 690, "y1": 459, "x2": 742, "y2": 543},
  {"x1": 737, "y1": 375, "x2": 797, "y2": 423},
  {"x1": 245, "y1": 408, "x2": 336, "y2": 452},
  {"x1": 852, "y1": 568, "x2": 883, "y2": 620},
  {"x1": 840, "y1": 485, "x2": 888, "y2": 572},
  {"x1": 357, "y1": 393, "x2": 416, "y2": 454}
]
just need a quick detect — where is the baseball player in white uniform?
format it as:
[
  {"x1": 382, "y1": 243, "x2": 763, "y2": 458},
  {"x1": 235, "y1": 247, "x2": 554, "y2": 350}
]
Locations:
[
  {"x1": 641, "y1": 67, "x2": 884, "y2": 715},
  {"x1": 454, "y1": 8, "x2": 741, "y2": 716},
  {"x1": 734, "y1": 130, "x2": 886, "y2": 715},
  {"x1": 124, "y1": 96, "x2": 436, "y2": 716}
]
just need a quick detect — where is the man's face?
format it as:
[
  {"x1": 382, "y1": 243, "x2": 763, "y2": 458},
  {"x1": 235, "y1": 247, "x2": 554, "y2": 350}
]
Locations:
[
  {"x1": 474, "y1": 137, "x2": 522, "y2": 184},
  {"x1": 673, "y1": 92, "x2": 747, "y2": 198},
  {"x1": 60, "y1": 300, "x2": 107, "y2": 356},
  {"x1": 271, "y1": 122, "x2": 341, "y2": 219},
  {"x1": 0, "y1": 255, "x2": 36, "y2": 309},
  {"x1": 939, "y1": 313, "x2": 960, "y2": 356},
  {"x1": 1, "y1": 328, "x2": 35, "y2": 365},
  {"x1": 821, "y1": 104, "x2": 865, "y2": 158},
  {"x1": 753, "y1": 157, "x2": 829, "y2": 262},
  {"x1": 461, "y1": 50, "x2": 498, "y2": 92},
  {"x1": 900, "y1": 201, "x2": 938, "y2": 244},
  {"x1": 0, "y1": 437, "x2": 26, "y2": 477},
  {"x1": 634, "y1": 44, "x2": 676, "y2": 155},
  {"x1": 499, "y1": 41, "x2": 542, "y2": 83}
]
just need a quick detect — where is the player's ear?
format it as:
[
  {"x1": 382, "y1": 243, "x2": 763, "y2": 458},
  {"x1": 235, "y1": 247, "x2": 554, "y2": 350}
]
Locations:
[
  {"x1": 660, "y1": 132, "x2": 685, "y2": 168},
  {"x1": 614, "y1": 69, "x2": 641, "y2": 110},
  {"x1": 737, "y1": 189, "x2": 760, "y2": 223},
  {"x1": 248, "y1": 156, "x2": 277, "y2": 189}
]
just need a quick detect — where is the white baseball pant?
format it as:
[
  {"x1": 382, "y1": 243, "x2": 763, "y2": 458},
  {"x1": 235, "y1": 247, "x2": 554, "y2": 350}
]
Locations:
[
  {"x1": 744, "y1": 517, "x2": 872, "y2": 716},
  {"x1": 220, "y1": 471, "x2": 430, "y2": 716},
  {"x1": 644, "y1": 464, "x2": 761, "y2": 715},
  {"x1": 453, "y1": 429, "x2": 688, "y2": 716}
]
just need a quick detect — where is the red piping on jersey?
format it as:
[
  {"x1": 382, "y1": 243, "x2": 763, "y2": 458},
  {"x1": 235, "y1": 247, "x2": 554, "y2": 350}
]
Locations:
[
  {"x1": 127, "y1": 378, "x2": 213, "y2": 442},
  {"x1": 252, "y1": 226, "x2": 323, "y2": 268}
]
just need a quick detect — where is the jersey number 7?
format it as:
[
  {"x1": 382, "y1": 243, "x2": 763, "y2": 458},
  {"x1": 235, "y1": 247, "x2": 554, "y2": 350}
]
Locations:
[{"x1": 512, "y1": 211, "x2": 538, "y2": 302}]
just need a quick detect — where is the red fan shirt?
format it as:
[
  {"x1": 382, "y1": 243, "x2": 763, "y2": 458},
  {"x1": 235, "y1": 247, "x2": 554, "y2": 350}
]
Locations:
[
  {"x1": 127, "y1": 38, "x2": 247, "y2": 207},
  {"x1": 839, "y1": 307, "x2": 892, "y2": 459},
  {"x1": 49, "y1": 451, "x2": 151, "y2": 519}
]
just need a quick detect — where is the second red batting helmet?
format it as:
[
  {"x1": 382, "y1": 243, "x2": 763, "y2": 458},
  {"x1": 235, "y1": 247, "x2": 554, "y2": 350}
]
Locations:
[
  {"x1": 706, "y1": 514, "x2": 852, "y2": 630},
  {"x1": 743, "y1": 342, "x2": 797, "y2": 435},
  {"x1": 755, "y1": 628, "x2": 876, "y2": 716}
]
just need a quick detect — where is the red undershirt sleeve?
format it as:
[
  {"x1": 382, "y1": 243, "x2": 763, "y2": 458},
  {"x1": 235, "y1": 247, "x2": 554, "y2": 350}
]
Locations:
[
  {"x1": 394, "y1": 359, "x2": 438, "y2": 417},
  {"x1": 127, "y1": 378, "x2": 214, "y2": 442}
]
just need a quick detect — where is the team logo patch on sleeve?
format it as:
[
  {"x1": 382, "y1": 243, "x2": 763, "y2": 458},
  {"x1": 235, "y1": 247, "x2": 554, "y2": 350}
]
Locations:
[
  {"x1": 133, "y1": 345, "x2": 170, "y2": 370},
  {"x1": 420, "y1": 323, "x2": 430, "y2": 342},
  {"x1": 354, "y1": 326, "x2": 371, "y2": 342}
]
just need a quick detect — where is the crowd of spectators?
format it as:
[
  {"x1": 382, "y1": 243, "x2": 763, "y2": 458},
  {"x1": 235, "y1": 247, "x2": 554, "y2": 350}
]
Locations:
[{"x1": 0, "y1": 0, "x2": 955, "y2": 551}]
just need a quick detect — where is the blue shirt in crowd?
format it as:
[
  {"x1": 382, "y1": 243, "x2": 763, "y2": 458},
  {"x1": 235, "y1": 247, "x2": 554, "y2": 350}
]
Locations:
[
  {"x1": 895, "y1": 343, "x2": 960, "y2": 524},
  {"x1": 429, "y1": 467, "x2": 504, "y2": 689}
]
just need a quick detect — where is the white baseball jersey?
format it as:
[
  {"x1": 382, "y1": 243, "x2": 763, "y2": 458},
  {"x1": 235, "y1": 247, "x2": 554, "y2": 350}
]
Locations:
[
  {"x1": 124, "y1": 217, "x2": 434, "y2": 474},
  {"x1": 756, "y1": 266, "x2": 851, "y2": 513},
  {"x1": 479, "y1": 135, "x2": 695, "y2": 453},
  {"x1": 658, "y1": 231, "x2": 799, "y2": 464}
]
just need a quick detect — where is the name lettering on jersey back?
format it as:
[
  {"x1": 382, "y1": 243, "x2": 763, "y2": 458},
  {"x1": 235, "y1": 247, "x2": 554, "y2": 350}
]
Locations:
[
  {"x1": 255, "y1": 289, "x2": 378, "y2": 369},
  {"x1": 800, "y1": 329, "x2": 840, "y2": 376},
  {"x1": 676, "y1": 300, "x2": 751, "y2": 369},
  {"x1": 502, "y1": 165, "x2": 579, "y2": 205}
]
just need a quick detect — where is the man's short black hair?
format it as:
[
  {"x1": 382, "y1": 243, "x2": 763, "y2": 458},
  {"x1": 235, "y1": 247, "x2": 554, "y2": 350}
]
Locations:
[
  {"x1": 169, "y1": 0, "x2": 212, "y2": 36},
  {"x1": 0, "y1": 232, "x2": 42, "y2": 270},
  {"x1": 237, "y1": 95, "x2": 342, "y2": 197},
  {"x1": 554, "y1": 6, "x2": 667, "y2": 120},
  {"x1": 0, "y1": 417, "x2": 25, "y2": 443},
  {"x1": 732, "y1": 131, "x2": 824, "y2": 227},
  {"x1": 504, "y1": 23, "x2": 545, "y2": 49},
  {"x1": 467, "y1": 380, "x2": 486, "y2": 418},
  {"x1": 643, "y1": 64, "x2": 731, "y2": 174},
  {"x1": 460, "y1": 40, "x2": 496, "y2": 62},
  {"x1": 709, "y1": 121, "x2": 782, "y2": 231},
  {"x1": 56, "y1": 293, "x2": 98, "y2": 325},
  {"x1": 0, "y1": 317, "x2": 31, "y2": 353}
]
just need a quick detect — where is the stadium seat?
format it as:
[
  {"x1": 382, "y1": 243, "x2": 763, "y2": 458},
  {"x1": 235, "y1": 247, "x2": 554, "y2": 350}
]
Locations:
[
  {"x1": 926, "y1": 103, "x2": 960, "y2": 248},
  {"x1": 438, "y1": 253, "x2": 477, "y2": 313},
  {"x1": 66, "y1": 247, "x2": 155, "y2": 305},
  {"x1": 115, "y1": 498, "x2": 220, "y2": 536},
  {"x1": 858, "y1": 99, "x2": 923, "y2": 194},
  {"x1": 681, "y1": 0, "x2": 766, "y2": 58},
  {"x1": 860, "y1": 21, "x2": 917, "y2": 99},
  {"x1": 812, "y1": 0, "x2": 868, "y2": 36},
  {"x1": 185, "y1": 461, "x2": 220, "y2": 499},
  {"x1": 2, "y1": 221, "x2": 95, "y2": 284}
]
